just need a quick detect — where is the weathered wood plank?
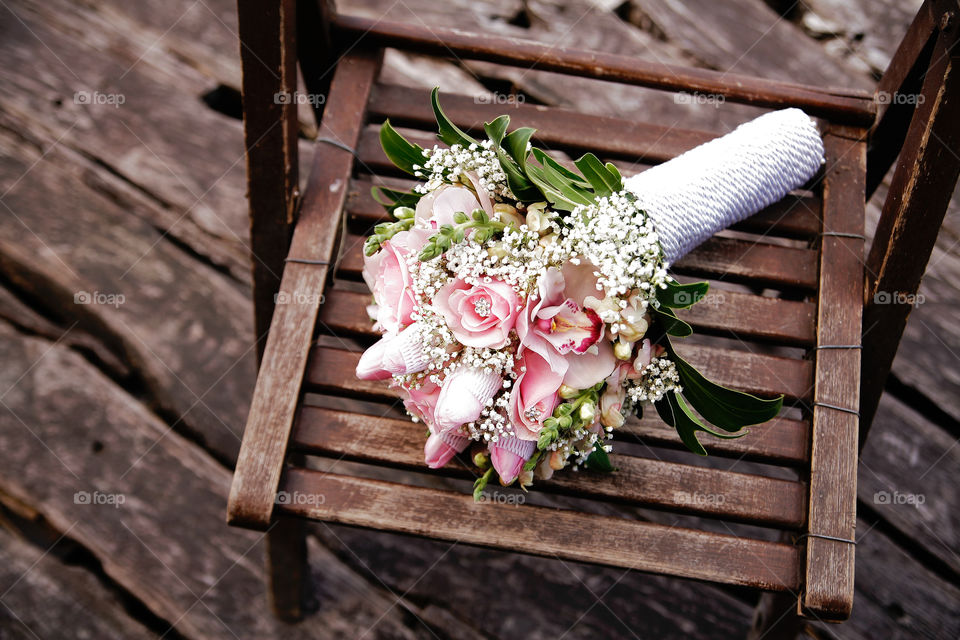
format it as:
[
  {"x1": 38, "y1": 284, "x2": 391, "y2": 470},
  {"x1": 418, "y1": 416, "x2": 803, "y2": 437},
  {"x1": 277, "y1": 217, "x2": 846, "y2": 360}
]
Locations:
[
  {"x1": 627, "y1": 0, "x2": 872, "y2": 89},
  {"x1": 0, "y1": 525, "x2": 155, "y2": 640},
  {"x1": 0, "y1": 126, "x2": 256, "y2": 463},
  {"x1": 227, "y1": 50, "x2": 383, "y2": 530},
  {"x1": 312, "y1": 521, "x2": 757, "y2": 639},
  {"x1": 802, "y1": 131, "x2": 866, "y2": 619},
  {"x1": 859, "y1": 394, "x2": 960, "y2": 579},
  {"x1": 305, "y1": 344, "x2": 812, "y2": 402},
  {"x1": 292, "y1": 407, "x2": 807, "y2": 527},
  {"x1": 332, "y1": 14, "x2": 874, "y2": 124},
  {"x1": 808, "y1": 517, "x2": 960, "y2": 640},
  {"x1": 280, "y1": 468, "x2": 801, "y2": 591},
  {"x1": 0, "y1": 321, "x2": 435, "y2": 639},
  {"x1": 0, "y1": 0, "x2": 253, "y2": 280},
  {"x1": 861, "y1": 31, "x2": 960, "y2": 432}
]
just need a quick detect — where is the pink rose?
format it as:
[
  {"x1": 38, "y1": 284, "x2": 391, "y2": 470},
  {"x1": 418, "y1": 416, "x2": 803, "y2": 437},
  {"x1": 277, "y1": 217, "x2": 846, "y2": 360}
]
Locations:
[
  {"x1": 489, "y1": 435, "x2": 536, "y2": 485},
  {"x1": 508, "y1": 348, "x2": 564, "y2": 441},
  {"x1": 433, "y1": 277, "x2": 521, "y2": 348},
  {"x1": 517, "y1": 265, "x2": 615, "y2": 387},
  {"x1": 362, "y1": 229, "x2": 430, "y2": 334},
  {"x1": 414, "y1": 178, "x2": 493, "y2": 230}
]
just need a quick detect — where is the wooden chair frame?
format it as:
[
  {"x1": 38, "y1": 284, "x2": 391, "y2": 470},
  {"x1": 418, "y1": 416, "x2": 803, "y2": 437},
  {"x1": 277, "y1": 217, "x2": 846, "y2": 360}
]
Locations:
[{"x1": 227, "y1": 0, "x2": 960, "y2": 632}]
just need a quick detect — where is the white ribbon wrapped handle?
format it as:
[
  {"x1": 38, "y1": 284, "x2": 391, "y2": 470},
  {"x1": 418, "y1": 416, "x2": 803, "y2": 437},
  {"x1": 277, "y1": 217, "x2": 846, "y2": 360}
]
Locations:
[{"x1": 624, "y1": 108, "x2": 824, "y2": 264}]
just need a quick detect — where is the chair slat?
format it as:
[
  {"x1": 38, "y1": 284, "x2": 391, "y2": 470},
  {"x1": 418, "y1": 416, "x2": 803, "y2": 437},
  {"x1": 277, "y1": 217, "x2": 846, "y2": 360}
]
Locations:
[
  {"x1": 802, "y1": 131, "x2": 865, "y2": 619},
  {"x1": 368, "y1": 83, "x2": 715, "y2": 163},
  {"x1": 348, "y1": 176, "x2": 822, "y2": 239},
  {"x1": 332, "y1": 13, "x2": 874, "y2": 125},
  {"x1": 623, "y1": 412, "x2": 809, "y2": 465},
  {"x1": 304, "y1": 345, "x2": 812, "y2": 402},
  {"x1": 319, "y1": 287, "x2": 815, "y2": 346},
  {"x1": 278, "y1": 468, "x2": 802, "y2": 590},
  {"x1": 337, "y1": 231, "x2": 819, "y2": 290},
  {"x1": 292, "y1": 407, "x2": 807, "y2": 527},
  {"x1": 226, "y1": 50, "x2": 383, "y2": 530}
]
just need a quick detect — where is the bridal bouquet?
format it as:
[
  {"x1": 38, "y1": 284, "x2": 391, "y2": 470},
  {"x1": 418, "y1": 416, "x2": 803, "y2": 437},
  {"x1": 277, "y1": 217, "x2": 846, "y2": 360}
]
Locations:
[{"x1": 357, "y1": 90, "x2": 823, "y2": 498}]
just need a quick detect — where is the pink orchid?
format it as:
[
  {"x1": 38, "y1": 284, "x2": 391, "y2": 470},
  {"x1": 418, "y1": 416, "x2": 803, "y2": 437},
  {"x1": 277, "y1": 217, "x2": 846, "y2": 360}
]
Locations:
[
  {"x1": 433, "y1": 277, "x2": 521, "y2": 349},
  {"x1": 508, "y1": 348, "x2": 564, "y2": 441},
  {"x1": 362, "y1": 228, "x2": 431, "y2": 334},
  {"x1": 489, "y1": 435, "x2": 536, "y2": 485},
  {"x1": 600, "y1": 363, "x2": 629, "y2": 429},
  {"x1": 516, "y1": 265, "x2": 615, "y2": 388}
]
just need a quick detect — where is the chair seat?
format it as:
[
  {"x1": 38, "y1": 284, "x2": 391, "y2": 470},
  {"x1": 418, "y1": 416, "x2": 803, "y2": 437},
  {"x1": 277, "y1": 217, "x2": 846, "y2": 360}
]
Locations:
[{"x1": 232, "y1": 45, "x2": 865, "y2": 620}]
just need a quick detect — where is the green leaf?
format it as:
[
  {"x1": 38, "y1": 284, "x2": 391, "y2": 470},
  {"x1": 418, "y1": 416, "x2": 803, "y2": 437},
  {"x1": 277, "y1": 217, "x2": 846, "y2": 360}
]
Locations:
[
  {"x1": 483, "y1": 115, "x2": 510, "y2": 145},
  {"x1": 657, "y1": 279, "x2": 709, "y2": 309},
  {"x1": 574, "y1": 153, "x2": 621, "y2": 198},
  {"x1": 371, "y1": 185, "x2": 421, "y2": 212},
  {"x1": 379, "y1": 120, "x2": 427, "y2": 175},
  {"x1": 655, "y1": 391, "x2": 745, "y2": 456},
  {"x1": 651, "y1": 306, "x2": 693, "y2": 337},
  {"x1": 431, "y1": 87, "x2": 476, "y2": 147},
  {"x1": 503, "y1": 127, "x2": 535, "y2": 170},
  {"x1": 604, "y1": 162, "x2": 623, "y2": 189},
  {"x1": 665, "y1": 340, "x2": 783, "y2": 432},
  {"x1": 502, "y1": 152, "x2": 551, "y2": 202},
  {"x1": 522, "y1": 451, "x2": 542, "y2": 472},
  {"x1": 584, "y1": 441, "x2": 615, "y2": 472},
  {"x1": 526, "y1": 164, "x2": 581, "y2": 212},
  {"x1": 532, "y1": 148, "x2": 591, "y2": 188}
]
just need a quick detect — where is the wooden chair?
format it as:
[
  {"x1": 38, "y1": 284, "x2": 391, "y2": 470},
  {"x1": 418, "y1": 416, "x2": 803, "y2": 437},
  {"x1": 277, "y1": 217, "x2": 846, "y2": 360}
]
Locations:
[{"x1": 227, "y1": 0, "x2": 960, "y2": 634}]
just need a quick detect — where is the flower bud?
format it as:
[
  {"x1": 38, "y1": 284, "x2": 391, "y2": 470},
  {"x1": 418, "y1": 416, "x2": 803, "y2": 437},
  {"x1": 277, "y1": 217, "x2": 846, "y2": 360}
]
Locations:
[
  {"x1": 613, "y1": 340, "x2": 633, "y2": 361},
  {"x1": 579, "y1": 402, "x2": 597, "y2": 424},
  {"x1": 518, "y1": 469, "x2": 534, "y2": 487},
  {"x1": 558, "y1": 384, "x2": 580, "y2": 399},
  {"x1": 393, "y1": 206, "x2": 416, "y2": 220},
  {"x1": 486, "y1": 241, "x2": 511, "y2": 260},
  {"x1": 538, "y1": 233, "x2": 558, "y2": 247},
  {"x1": 548, "y1": 450, "x2": 566, "y2": 470},
  {"x1": 473, "y1": 450, "x2": 490, "y2": 469},
  {"x1": 493, "y1": 203, "x2": 523, "y2": 227}
]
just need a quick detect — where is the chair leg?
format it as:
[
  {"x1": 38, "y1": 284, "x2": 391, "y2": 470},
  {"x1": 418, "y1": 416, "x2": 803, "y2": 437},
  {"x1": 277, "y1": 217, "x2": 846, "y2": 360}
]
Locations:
[
  {"x1": 748, "y1": 592, "x2": 804, "y2": 640},
  {"x1": 266, "y1": 515, "x2": 310, "y2": 621}
]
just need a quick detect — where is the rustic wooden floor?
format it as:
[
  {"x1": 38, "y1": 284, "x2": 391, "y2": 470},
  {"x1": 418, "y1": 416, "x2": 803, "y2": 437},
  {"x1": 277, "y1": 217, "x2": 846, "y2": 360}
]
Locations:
[{"x1": 0, "y1": 0, "x2": 958, "y2": 638}]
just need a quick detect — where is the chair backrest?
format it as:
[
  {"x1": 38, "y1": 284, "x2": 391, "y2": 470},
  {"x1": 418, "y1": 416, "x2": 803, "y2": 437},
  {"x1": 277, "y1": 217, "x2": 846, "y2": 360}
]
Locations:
[{"x1": 859, "y1": 0, "x2": 960, "y2": 438}]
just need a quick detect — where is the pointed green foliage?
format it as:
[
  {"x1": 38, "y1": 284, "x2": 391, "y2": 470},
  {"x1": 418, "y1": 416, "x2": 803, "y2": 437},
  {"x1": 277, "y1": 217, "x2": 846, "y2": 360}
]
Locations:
[
  {"x1": 484, "y1": 115, "x2": 510, "y2": 145},
  {"x1": 655, "y1": 392, "x2": 745, "y2": 456},
  {"x1": 657, "y1": 279, "x2": 710, "y2": 309},
  {"x1": 666, "y1": 340, "x2": 783, "y2": 432},
  {"x1": 432, "y1": 87, "x2": 476, "y2": 147},
  {"x1": 574, "y1": 153, "x2": 622, "y2": 198},
  {"x1": 503, "y1": 127, "x2": 535, "y2": 170},
  {"x1": 379, "y1": 119, "x2": 427, "y2": 175},
  {"x1": 651, "y1": 306, "x2": 693, "y2": 337},
  {"x1": 584, "y1": 441, "x2": 615, "y2": 472}
]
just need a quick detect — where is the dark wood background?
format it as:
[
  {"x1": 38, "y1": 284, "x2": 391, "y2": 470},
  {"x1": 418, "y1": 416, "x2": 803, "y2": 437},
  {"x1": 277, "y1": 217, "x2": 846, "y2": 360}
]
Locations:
[{"x1": 0, "y1": 0, "x2": 957, "y2": 638}]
